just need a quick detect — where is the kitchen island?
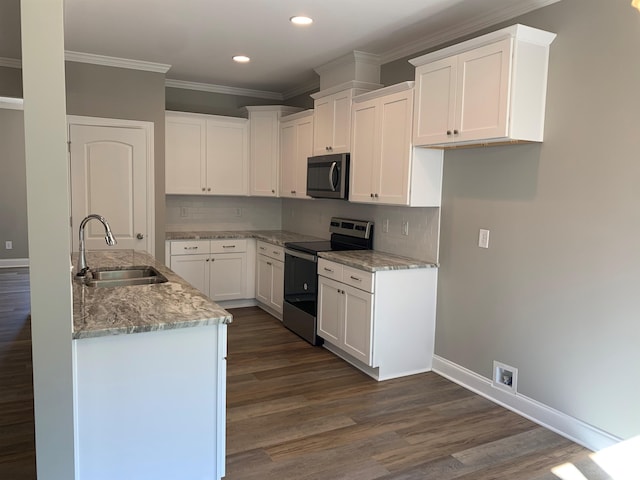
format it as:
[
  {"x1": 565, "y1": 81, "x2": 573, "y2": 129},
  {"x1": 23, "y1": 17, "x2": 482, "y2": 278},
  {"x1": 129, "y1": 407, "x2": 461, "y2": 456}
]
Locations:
[{"x1": 72, "y1": 250, "x2": 229, "y2": 480}]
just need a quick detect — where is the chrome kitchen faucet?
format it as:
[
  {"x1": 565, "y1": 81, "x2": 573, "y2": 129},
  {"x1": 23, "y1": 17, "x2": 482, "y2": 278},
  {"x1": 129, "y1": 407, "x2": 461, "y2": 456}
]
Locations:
[{"x1": 76, "y1": 214, "x2": 117, "y2": 277}]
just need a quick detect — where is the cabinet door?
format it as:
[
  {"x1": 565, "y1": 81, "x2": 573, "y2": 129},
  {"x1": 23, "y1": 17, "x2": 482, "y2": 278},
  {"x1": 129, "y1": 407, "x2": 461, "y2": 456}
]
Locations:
[
  {"x1": 249, "y1": 111, "x2": 279, "y2": 197},
  {"x1": 295, "y1": 115, "x2": 314, "y2": 198},
  {"x1": 279, "y1": 122, "x2": 297, "y2": 198},
  {"x1": 349, "y1": 99, "x2": 378, "y2": 203},
  {"x1": 206, "y1": 118, "x2": 248, "y2": 196},
  {"x1": 170, "y1": 254, "x2": 210, "y2": 296},
  {"x1": 376, "y1": 89, "x2": 413, "y2": 205},
  {"x1": 317, "y1": 277, "x2": 342, "y2": 346},
  {"x1": 255, "y1": 254, "x2": 273, "y2": 305},
  {"x1": 313, "y1": 97, "x2": 333, "y2": 156},
  {"x1": 270, "y1": 260, "x2": 284, "y2": 313},
  {"x1": 413, "y1": 57, "x2": 457, "y2": 146},
  {"x1": 455, "y1": 38, "x2": 512, "y2": 143},
  {"x1": 330, "y1": 90, "x2": 352, "y2": 154},
  {"x1": 165, "y1": 114, "x2": 206, "y2": 194},
  {"x1": 210, "y1": 252, "x2": 247, "y2": 301},
  {"x1": 342, "y1": 284, "x2": 374, "y2": 366}
]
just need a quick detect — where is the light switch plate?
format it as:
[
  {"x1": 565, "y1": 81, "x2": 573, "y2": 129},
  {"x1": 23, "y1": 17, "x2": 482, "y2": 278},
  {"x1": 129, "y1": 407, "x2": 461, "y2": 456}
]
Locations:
[{"x1": 478, "y1": 229, "x2": 490, "y2": 248}]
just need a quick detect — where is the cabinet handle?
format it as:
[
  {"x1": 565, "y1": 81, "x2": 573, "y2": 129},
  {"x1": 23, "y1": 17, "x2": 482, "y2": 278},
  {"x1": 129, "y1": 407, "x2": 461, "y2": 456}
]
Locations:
[
  {"x1": 350, "y1": 275, "x2": 362, "y2": 282},
  {"x1": 184, "y1": 246, "x2": 198, "y2": 250},
  {"x1": 222, "y1": 245, "x2": 236, "y2": 249},
  {"x1": 273, "y1": 251, "x2": 280, "y2": 256},
  {"x1": 267, "y1": 261, "x2": 272, "y2": 266},
  {"x1": 324, "y1": 267, "x2": 334, "y2": 273},
  {"x1": 259, "y1": 246, "x2": 266, "y2": 251}
]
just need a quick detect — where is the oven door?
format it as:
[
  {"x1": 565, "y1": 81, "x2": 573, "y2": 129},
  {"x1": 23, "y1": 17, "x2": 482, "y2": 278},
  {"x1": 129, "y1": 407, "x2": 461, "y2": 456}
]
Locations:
[{"x1": 283, "y1": 249, "x2": 318, "y2": 316}]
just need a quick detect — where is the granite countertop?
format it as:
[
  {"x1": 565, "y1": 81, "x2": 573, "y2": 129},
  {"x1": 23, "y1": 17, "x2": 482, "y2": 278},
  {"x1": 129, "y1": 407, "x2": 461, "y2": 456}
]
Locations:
[
  {"x1": 72, "y1": 249, "x2": 232, "y2": 340},
  {"x1": 318, "y1": 250, "x2": 438, "y2": 272},
  {"x1": 165, "y1": 229, "x2": 324, "y2": 246}
]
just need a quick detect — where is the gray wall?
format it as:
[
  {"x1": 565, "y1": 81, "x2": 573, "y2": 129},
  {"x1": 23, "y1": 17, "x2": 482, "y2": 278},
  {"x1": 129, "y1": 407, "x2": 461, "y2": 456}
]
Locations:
[
  {"x1": 0, "y1": 108, "x2": 28, "y2": 259},
  {"x1": 65, "y1": 62, "x2": 167, "y2": 261},
  {"x1": 0, "y1": 66, "x2": 22, "y2": 97},
  {"x1": 165, "y1": 86, "x2": 315, "y2": 117},
  {"x1": 414, "y1": 0, "x2": 638, "y2": 440}
]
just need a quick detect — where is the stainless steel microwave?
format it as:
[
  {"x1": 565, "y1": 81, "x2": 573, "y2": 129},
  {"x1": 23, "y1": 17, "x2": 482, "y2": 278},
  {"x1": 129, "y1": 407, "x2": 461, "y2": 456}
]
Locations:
[{"x1": 306, "y1": 153, "x2": 349, "y2": 200}]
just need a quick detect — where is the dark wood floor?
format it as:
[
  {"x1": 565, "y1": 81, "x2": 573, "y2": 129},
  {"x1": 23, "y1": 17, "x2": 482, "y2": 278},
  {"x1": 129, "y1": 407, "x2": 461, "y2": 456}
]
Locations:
[
  {"x1": 225, "y1": 307, "x2": 611, "y2": 480},
  {"x1": 0, "y1": 269, "x2": 609, "y2": 479},
  {"x1": 0, "y1": 267, "x2": 36, "y2": 480}
]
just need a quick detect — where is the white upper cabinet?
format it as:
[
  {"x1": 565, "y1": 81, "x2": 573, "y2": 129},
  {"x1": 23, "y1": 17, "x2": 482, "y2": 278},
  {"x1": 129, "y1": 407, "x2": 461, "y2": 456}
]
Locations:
[
  {"x1": 410, "y1": 24, "x2": 556, "y2": 148},
  {"x1": 312, "y1": 89, "x2": 353, "y2": 155},
  {"x1": 246, "y1": 106, "x2": 301, "y2": 197},
  {"x1": 279, "y1": 110, "x2": 314, "y2": 199},
  {"x1": 166, "y1": 111, "x2": 248, "y2": 195},
  {"x1": 350, "y1": 82, "x2": 443, "y2": 207}
]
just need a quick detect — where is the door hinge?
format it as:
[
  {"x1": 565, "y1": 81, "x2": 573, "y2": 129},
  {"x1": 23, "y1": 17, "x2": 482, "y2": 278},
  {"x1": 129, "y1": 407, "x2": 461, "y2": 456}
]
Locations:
[{"x1": 67, "y1": 141, "x2": 71, "y2": 153}]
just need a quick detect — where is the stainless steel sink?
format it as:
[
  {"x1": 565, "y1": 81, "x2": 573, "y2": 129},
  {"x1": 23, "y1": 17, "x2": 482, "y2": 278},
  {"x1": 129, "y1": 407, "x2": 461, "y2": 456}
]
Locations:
[{"x1": 83, "y1": 266, "x2": 168, "y2": 288}]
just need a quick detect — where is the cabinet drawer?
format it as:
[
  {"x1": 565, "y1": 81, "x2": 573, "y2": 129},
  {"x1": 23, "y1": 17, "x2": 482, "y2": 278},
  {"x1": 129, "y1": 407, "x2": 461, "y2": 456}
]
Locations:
[
  {"x1": 210, "y1": 239, "x2": 247, "y2": 253},
  {"x1": 257, "y1": 241, "x2": 284, "y2": 262},
  {"x1": 170, "y1": 240, "x2": 210, "y2": 255},
  {"x1": 342, "y1": 265, "x2": 374, "y2": 293},
  {"x1": 318, "y1": 259, "x2": 343, "y2": 281}
]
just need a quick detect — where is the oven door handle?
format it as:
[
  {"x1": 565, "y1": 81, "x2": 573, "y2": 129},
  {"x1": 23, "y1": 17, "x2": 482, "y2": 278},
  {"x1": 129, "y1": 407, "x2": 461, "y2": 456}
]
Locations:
[{"x1": 285, "y1": 248, "x2": 317, "y2": 263}]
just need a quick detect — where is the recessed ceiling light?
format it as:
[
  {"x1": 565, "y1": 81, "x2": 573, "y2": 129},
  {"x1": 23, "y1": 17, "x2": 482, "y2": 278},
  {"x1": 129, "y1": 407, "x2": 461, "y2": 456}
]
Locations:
[
  {"x1": 290, "y1": 16, "x2": 313, "y2": 26},
  {"x1": 232, "y1": 55, "x2": 250, "y2": 63}
]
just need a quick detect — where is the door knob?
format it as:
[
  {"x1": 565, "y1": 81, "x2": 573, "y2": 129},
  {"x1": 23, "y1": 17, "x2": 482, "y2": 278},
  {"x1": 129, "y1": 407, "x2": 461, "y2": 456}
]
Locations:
[{"x1": 136, "y1": 233, "x2": 145, "y2": 240}]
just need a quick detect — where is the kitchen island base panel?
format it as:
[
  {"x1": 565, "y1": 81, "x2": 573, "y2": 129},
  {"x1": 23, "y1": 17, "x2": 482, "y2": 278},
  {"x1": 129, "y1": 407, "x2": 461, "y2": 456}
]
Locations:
[{"x1": 73, "y1": 324, "x2": 226, "y2": 480}]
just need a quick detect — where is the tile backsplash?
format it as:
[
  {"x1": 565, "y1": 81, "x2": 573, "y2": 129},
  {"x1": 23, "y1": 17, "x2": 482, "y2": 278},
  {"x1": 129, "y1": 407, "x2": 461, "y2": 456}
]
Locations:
[
  {"x1": 166, "y1": 195, "x2": 282, "y2": 231},
  {"x1": 165, "y1": 196, "x2": 439, "y2": 263}
]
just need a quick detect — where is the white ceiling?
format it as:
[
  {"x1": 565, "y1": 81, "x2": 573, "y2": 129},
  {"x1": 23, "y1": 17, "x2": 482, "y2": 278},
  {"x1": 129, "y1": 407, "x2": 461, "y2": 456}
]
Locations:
[{"x1": 0, "y1": 0, "x2": 559, "y2": 97}]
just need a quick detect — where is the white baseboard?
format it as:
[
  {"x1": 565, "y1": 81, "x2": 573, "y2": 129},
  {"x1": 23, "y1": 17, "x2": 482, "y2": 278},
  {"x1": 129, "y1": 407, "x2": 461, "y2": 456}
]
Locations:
[
  {"x1": 217, "y1": 298, "x2": 257, "y2": 310},
  {"x1": 432, "y1": 355, "x2": 620, "y2": 452},
  {"x1": 0, "y1": 258, "x2": 29, "y2": 268}
]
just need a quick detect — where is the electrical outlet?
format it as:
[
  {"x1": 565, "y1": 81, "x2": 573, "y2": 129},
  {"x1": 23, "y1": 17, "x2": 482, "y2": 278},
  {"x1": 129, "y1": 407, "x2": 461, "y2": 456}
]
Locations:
[
  {"x1": 5, "y1": 241, "x2": 12, "y2": 250},
  {"x1": 383, "y1": 219, "x2": 389, "y2": 233},
  {"x1": 180, "y1": 207, "x2": 188, "y2": 217},
  {"x1": 401, "y1": 220, "x2": 409, "y2": 236},
  {"x1": 478, "y1": 229, "x2": 490, "y2": 248}
]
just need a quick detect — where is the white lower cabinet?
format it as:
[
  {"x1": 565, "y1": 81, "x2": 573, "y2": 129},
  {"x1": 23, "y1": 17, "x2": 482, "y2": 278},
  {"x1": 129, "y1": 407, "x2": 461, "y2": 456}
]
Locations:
[
  {"x1": 169, "y1": 239, "x2": 253, "y2": 302},
  {"x1": 317, "y1": 258, "x2": 437, "y2": 381},
  {"x1": 255, "y1": 241, "x2": 284, "y2": 317}
]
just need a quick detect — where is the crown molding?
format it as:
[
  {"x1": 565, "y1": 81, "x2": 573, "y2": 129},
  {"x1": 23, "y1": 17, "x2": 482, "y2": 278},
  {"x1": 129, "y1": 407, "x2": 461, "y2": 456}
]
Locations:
[
  {"x1": 165, "y1": 78, "x2": 284, "y2": 101},
  {"x1": 0, "y1": 57, "x2": 22, "y2": 69},
  {"x1": 314, "y1": 50, "x2": 381, "y2": 76},
  {"x1": 64, "y1": 51, "x2": 171, "y2": 73},
  {"x1": 0, "y1": 97, "x2": 24, "y2": 110},
  {"x1": 379, "y1": 0, "x2": 562, "y2": 64}
]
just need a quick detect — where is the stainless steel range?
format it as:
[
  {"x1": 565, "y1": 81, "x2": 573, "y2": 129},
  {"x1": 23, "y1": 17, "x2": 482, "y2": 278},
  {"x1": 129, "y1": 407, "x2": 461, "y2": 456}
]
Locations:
[{"x1": 283, "y1": 218, "x2": 374, "y2": 345}]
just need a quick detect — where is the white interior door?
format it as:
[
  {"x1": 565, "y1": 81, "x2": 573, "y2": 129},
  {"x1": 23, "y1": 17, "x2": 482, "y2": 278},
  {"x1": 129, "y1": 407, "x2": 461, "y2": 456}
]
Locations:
[{"x1": 69, "y1": 119, "x2": 153, "y2": 254}]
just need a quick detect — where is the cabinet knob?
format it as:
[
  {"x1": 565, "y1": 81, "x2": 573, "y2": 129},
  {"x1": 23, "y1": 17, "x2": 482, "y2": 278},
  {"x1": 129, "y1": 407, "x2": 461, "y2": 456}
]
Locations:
[
  {"x1": 446, "y1": 130, "x2": 452, "y2": 136},
  {"x1": 374, "y1": 193, "x2": 379, "y2": 198},
  {"x1": 453, "y1": 129, "x2": 459, "y2": 135},
  {"x1": 136, "y1": 233, "x2": 145, "y2": 240},
  {"x1": 370, "y1": 193, "x2": 374, "y2": 198},
  {"x1": 206, "y1": 258, "x2": 210, "y2": 262},
  {"x1": 207, "y1": 188, "x2": 212, "y2": 192},
  {"x1": 267, "y1": 261, "x2": 272, "y2": 266},
  {"x1": 272, "y1": 189, "x2": 275, "y2": 194},
  {"x1": 202, "y1": 187, "x2": 206, "y2": 192}
]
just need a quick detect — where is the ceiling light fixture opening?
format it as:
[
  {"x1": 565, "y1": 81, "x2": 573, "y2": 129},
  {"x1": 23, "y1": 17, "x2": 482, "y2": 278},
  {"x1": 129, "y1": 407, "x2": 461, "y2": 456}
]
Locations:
[
  {"x1": 290, "y1": 16, "x2": 313, "y2": 26},
  {"x1": 232, "y1": 55, "x2": 250, "y2": 63}
]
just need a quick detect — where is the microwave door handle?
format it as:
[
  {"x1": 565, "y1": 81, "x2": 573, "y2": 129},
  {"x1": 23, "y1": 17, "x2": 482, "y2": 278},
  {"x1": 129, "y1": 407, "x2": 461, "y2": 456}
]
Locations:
[{"x1": 328, "y1": 161, "x2": 337, "y2": 191}]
